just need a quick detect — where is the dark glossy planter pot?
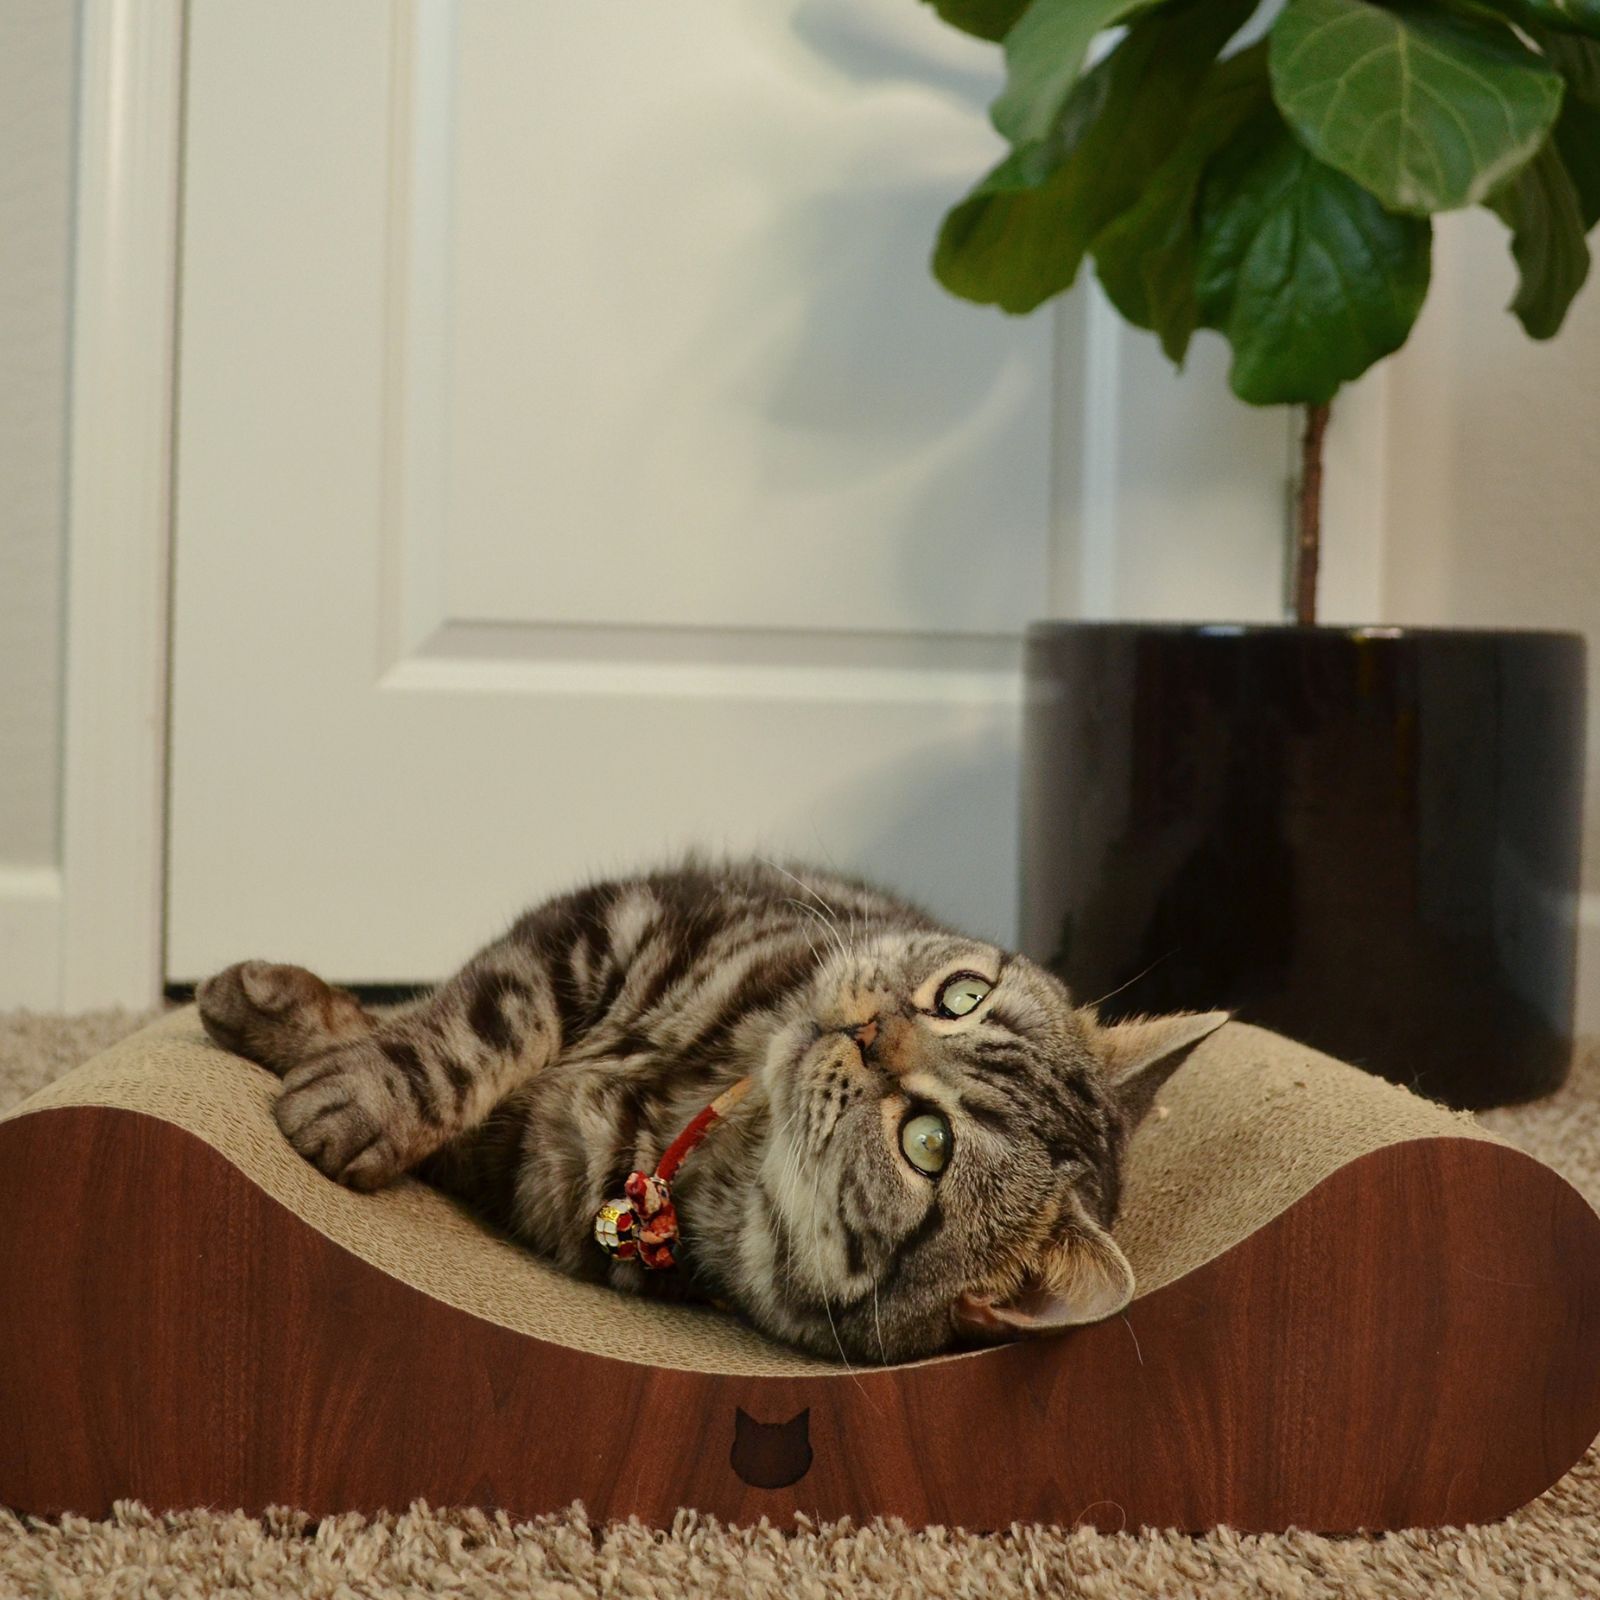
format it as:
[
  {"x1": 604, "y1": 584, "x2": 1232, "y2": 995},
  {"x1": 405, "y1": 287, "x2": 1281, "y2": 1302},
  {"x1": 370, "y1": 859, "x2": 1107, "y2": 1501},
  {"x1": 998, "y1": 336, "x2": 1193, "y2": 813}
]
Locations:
[{"x1": 1022, "y1": 624, "x2": 1587, "y2": 1109}]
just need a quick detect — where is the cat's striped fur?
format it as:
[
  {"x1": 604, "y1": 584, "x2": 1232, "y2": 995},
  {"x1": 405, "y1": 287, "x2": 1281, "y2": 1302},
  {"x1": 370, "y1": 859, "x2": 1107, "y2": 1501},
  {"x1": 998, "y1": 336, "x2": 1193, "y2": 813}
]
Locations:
[{"x1": 197, "y1": 858, "x2": 1224, "y2": 1363}]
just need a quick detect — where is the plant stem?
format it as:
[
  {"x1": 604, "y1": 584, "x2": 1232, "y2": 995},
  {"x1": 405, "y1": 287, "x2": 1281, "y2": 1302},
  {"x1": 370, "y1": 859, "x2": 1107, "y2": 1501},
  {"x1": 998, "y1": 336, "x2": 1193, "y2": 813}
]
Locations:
[{"x1": 1293, "y1": 401, "x2": 1330, "y2": 626}]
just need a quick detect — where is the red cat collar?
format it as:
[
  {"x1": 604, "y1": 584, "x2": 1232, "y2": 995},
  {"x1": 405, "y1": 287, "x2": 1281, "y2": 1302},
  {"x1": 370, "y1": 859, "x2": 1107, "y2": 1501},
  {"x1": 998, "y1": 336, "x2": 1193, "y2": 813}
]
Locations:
[{"x1": 592, "y1": 1075, "x2": 753, "y2": 1270}]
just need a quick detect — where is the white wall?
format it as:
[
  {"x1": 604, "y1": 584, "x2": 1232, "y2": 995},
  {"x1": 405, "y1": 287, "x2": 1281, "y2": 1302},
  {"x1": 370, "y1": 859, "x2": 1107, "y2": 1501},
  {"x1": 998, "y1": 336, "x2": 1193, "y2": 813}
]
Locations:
[
  {"x1": 1378, "y1": 210, "x2": 1600, "y2": 1028},
  {"x1": 0, "y1": 0, "x2": 76, "y2": 870},
  {"x1": 0, "y1": 0, "x2": 77, "y2": 1006},
  {"x1": 1051, "y1": 286, "x2": 1291, "y2": 622}
]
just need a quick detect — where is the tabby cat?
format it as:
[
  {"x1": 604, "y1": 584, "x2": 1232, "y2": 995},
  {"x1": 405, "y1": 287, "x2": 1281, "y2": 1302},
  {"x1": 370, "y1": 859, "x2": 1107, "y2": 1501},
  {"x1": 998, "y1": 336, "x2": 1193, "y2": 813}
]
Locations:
[{"x1": 196, "y1": 858, "x2": 1224, "y2": 1363}]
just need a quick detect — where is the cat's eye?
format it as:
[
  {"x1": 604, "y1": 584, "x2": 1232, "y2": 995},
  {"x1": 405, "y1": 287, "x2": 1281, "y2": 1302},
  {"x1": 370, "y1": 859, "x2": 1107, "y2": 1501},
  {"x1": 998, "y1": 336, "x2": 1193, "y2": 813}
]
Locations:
[
  {"x1": 936, "y1": 972, "x2": 992, "y2": 1018},
  {"x1": 900, "y1": 1110, "x2": 952, "y2": 1177}
]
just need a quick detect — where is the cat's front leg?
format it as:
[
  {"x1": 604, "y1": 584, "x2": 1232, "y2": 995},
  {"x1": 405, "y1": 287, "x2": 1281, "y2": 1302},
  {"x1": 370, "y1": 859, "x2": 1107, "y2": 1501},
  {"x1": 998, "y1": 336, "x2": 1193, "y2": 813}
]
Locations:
[
  {"x1": 194, "y1": 959, "x2": 375, "y2": 1074},
  {"x1": 270, "y1": 1042, "x2": 426, "y2": 1191},
  {"x1": 199, "y1": 943, "x2": 560, "y2": 1191}
]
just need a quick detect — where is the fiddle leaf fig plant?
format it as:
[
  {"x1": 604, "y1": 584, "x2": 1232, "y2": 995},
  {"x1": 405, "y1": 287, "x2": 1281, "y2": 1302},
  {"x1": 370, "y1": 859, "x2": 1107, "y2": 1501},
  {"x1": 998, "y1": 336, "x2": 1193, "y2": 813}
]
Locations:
[{"x1": 922, "y1": 0, "x2": 1600, "y2": 621}]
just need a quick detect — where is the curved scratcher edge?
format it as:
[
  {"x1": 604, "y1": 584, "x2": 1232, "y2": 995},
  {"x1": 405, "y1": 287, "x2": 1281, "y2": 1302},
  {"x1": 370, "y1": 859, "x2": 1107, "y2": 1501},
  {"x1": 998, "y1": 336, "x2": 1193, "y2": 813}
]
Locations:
[
  {"x1": 0, "y1": 1010, "x2": 1508, "y2": 1374},
  {"x1": 1, "y1": 1103, "x2": 1598, "y2": 1532}
]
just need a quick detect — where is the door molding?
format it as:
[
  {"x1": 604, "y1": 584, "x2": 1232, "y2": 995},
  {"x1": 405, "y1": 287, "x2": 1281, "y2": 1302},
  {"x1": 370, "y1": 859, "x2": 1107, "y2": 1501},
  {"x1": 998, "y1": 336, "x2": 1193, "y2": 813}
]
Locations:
[{"x1": 55, "y1": 0, "x2": 184, "y2": 1008}]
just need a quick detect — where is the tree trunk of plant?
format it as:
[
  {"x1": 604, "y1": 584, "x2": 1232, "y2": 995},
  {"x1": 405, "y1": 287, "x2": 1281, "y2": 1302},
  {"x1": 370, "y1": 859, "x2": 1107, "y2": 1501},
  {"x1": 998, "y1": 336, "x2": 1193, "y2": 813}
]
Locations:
[{"x1": 1293, "y1": 401, "x2": 1330, "y2": 626}]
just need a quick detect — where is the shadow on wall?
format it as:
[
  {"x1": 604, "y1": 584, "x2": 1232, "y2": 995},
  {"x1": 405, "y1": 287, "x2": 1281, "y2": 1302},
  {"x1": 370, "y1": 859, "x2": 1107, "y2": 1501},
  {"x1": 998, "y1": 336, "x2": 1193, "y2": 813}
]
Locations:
[
  {"x1": 788, "y1": 0, "x2": 1001, "y2": 102},
  {"x1": 605, "y1": 0, "x2": 1051, "y2": 640},
  {"x1": 776, "y1": 0, "x2": 1049, "y2": 645},
  {"x1": 734, "y1": 0, "x2": 1032, "y2": 942},
  {"x1": 775, "y1": 722, "x2": 1022, "y2": 946}
]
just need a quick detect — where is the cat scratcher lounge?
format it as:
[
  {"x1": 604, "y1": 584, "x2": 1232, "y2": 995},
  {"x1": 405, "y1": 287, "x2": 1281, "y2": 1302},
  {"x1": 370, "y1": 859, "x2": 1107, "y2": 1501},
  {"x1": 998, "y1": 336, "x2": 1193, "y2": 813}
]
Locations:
[{"x1": 2, "y1": 1008, "x2": 1598, "y2": 1533}]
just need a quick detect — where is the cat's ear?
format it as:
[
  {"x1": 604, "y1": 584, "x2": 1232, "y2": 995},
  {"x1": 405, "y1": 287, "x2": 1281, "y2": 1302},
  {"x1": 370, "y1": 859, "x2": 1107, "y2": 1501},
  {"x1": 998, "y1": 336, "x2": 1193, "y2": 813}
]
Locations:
[
  {"x1": 951, "y1": 1214, "x2": 1135, "y2": 1343},
  {"x1": 1092, "y1": 1009, "x2": 1230, "y2": 1127}
]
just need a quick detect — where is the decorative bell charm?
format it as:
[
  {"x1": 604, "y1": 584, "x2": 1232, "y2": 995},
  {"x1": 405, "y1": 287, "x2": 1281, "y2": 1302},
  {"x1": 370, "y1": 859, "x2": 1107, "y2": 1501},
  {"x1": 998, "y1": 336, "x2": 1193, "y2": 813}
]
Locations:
[
  {"x1": 590, "y1": 1076, "x2": 753, "y2": 1272},
  {"x1": 592, "y1": 1198, "x2": 638, "y2": 1261},
  {"x1": 593, "y1": 1170, "x2": 678, "y2": 1270}
]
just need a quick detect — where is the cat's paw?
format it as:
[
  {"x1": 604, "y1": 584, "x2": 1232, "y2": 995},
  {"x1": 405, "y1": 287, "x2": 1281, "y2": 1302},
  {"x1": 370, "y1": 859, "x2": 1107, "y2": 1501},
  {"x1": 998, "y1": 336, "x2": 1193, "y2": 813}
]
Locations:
[
  {"x1": 197, "y1": 960, "x2": 369, "y2": 1075},
  {"x1": 197, "y1": 960, "x2": 319, "y2": 1066},
  {"x1": 274, "y1": 1046, "x2": 410, "y2": 1191}
]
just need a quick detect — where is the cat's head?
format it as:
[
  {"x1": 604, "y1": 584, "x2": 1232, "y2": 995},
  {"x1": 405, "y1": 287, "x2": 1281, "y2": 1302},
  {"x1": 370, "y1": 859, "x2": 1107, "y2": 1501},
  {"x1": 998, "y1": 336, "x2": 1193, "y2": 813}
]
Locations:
[{"x1": 750, "y1": 934, "x2": 1225, "y2": 1363}]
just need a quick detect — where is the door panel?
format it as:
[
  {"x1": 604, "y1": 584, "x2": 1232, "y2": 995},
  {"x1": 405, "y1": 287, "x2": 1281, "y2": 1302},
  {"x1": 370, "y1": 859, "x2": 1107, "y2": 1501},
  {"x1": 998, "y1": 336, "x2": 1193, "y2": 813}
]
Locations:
[
  {"x1": 440, "y1": 3, "x2": 1042, "y2": 637},
  {"x1": 167, "y1": 0, "x2": 1049, "y2": 981}
]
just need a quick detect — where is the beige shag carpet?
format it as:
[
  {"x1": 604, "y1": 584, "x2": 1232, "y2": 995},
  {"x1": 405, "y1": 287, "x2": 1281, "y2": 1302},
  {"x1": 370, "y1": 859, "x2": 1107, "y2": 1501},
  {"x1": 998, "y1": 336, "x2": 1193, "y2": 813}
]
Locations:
[{"x1": 2, "y1": 1010, "x2": 1597, "y2": 1599}]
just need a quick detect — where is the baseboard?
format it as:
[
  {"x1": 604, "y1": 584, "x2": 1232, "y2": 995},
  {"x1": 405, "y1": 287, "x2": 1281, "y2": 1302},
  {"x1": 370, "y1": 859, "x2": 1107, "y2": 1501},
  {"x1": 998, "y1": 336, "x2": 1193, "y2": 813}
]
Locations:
[{"x1": 0, "y1": 869, "x2": 62, "y2": 1008}]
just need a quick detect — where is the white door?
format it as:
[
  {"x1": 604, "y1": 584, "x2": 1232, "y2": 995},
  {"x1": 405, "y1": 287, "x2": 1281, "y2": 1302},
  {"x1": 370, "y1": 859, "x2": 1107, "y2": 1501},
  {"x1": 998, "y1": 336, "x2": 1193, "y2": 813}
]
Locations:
[{"x1": 165, "y1": 0, "x2": 1056, "y2": 983}]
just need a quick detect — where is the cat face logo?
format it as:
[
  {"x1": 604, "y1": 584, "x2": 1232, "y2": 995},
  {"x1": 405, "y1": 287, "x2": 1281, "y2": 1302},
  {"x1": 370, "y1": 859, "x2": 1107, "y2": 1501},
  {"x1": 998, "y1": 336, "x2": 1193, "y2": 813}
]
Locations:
[{"x1": 730, "y1": 1407, "x2": 813, "y2": 1489}]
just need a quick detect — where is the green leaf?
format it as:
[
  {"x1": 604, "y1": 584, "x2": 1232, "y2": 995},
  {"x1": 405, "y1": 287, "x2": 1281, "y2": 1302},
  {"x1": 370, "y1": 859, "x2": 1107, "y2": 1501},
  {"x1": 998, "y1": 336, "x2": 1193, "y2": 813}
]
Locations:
[
  {"x1": 1537, "y1": 32, "x2": 1600, "y2": 104},
  {"x1": 1270, "y1": 0, "x2": 1565, "y2": 213},
  {"x1": 1493, "y1": 0, "x2": 1600, "y2": 39},
  {"x1": 1195, "y1": 112, "x2": 1433, "y2": 404},
  {"x1": 1485, "y1": 76, "x2": 1600, "y2": 340},
  {"x1": 919, "y1": 0, "x2": 1033, "y2": 42},
  {"x1": 934, "y1": 75, "x2": 1110, "y2": 312},
  {"x1": 991, "y1": 0, "x2": 1150, "y2": 145},
  {"x1": 936, "y1": 0, "x2": 1254, "y2": 312},
  {"x1": 1092, "y1": 45, "x2": 1275, "y2": 362},
  {"x1": 1554, "y1": 95, "x2": 1600, "y2": 222},
  {"x1": 1488, "y1": 137, "x2": 1591, "y2": 336}
]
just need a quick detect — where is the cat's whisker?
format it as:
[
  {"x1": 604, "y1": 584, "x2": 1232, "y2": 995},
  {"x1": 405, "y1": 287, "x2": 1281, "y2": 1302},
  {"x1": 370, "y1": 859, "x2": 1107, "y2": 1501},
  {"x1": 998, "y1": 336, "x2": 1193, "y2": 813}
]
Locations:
[
  {"x1": 802, "y1": 1162, "x2": 837, "y2": 1306},
  {"x1": 761, "y1": 858, "x2": 843, "y2": 927},
  {"x1": 768, "y1": 1106, "x2": 811, "y2": 1298},
  {"x1": 782, "y1": 899, "x2": 846, "y2": 967},
  {"x1": 803, "y1": 1156, "x2": 866, "y2": 1389},
  {"x1": 781, "y1": 1149, "x2": 815, "y2": 1296},
  {"x1": 1120, "y1": 1311, "x2": 1144, "y2": 1367},
  {"x1": 801, "y1": 902, "x2": 849, "y2": 968},
  {"x1": 790, "y1": 917, "x2": 825, "y2": 970},
  {"x1": 763, "y1": 858, "x2": 852, "y2": 964},
  {"x1": 1081, "y1": 949, "x2": 1179, "y2": 1013}
]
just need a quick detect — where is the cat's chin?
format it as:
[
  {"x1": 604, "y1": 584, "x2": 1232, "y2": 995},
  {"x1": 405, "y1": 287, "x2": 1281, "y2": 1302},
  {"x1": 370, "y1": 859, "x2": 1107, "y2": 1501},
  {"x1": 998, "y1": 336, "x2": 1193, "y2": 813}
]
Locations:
[{"x1": 782, "y1": 1301, "x2": 963, "y2": 1367}]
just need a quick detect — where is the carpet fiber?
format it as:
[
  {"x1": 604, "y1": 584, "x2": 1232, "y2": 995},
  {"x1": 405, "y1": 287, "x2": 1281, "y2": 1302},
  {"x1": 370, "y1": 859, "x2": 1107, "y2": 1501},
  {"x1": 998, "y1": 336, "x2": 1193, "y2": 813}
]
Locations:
[{"x1": 2, "y1": 1010, "x2": 1597, "y2": 1598}]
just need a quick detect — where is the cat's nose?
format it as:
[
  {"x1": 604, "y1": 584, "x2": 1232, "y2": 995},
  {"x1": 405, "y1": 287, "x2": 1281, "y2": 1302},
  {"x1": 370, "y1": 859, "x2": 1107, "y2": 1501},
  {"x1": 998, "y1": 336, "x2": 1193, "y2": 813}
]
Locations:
[
  {"x1": 846, "y1": 1019, "x2": 879, "y2": 1056},
  {"x1": 847, "y1": 1014, "x2": 917, "y2": 1075}
]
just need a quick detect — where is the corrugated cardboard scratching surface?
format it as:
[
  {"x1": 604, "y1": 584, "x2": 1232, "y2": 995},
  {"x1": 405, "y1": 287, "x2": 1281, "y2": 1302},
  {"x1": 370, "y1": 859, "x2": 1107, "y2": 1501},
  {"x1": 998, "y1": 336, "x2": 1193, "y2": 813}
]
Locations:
[{"x1": 2, "y1": 1008, "x2": 1495, "y2": 1375}]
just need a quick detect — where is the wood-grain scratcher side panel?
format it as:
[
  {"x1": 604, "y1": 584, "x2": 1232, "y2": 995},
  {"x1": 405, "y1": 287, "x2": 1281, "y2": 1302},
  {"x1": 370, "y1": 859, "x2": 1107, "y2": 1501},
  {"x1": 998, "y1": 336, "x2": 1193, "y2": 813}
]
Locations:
[{"x1": 1, "y1": 1106, "x2": 1597, "y2": 1531}]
